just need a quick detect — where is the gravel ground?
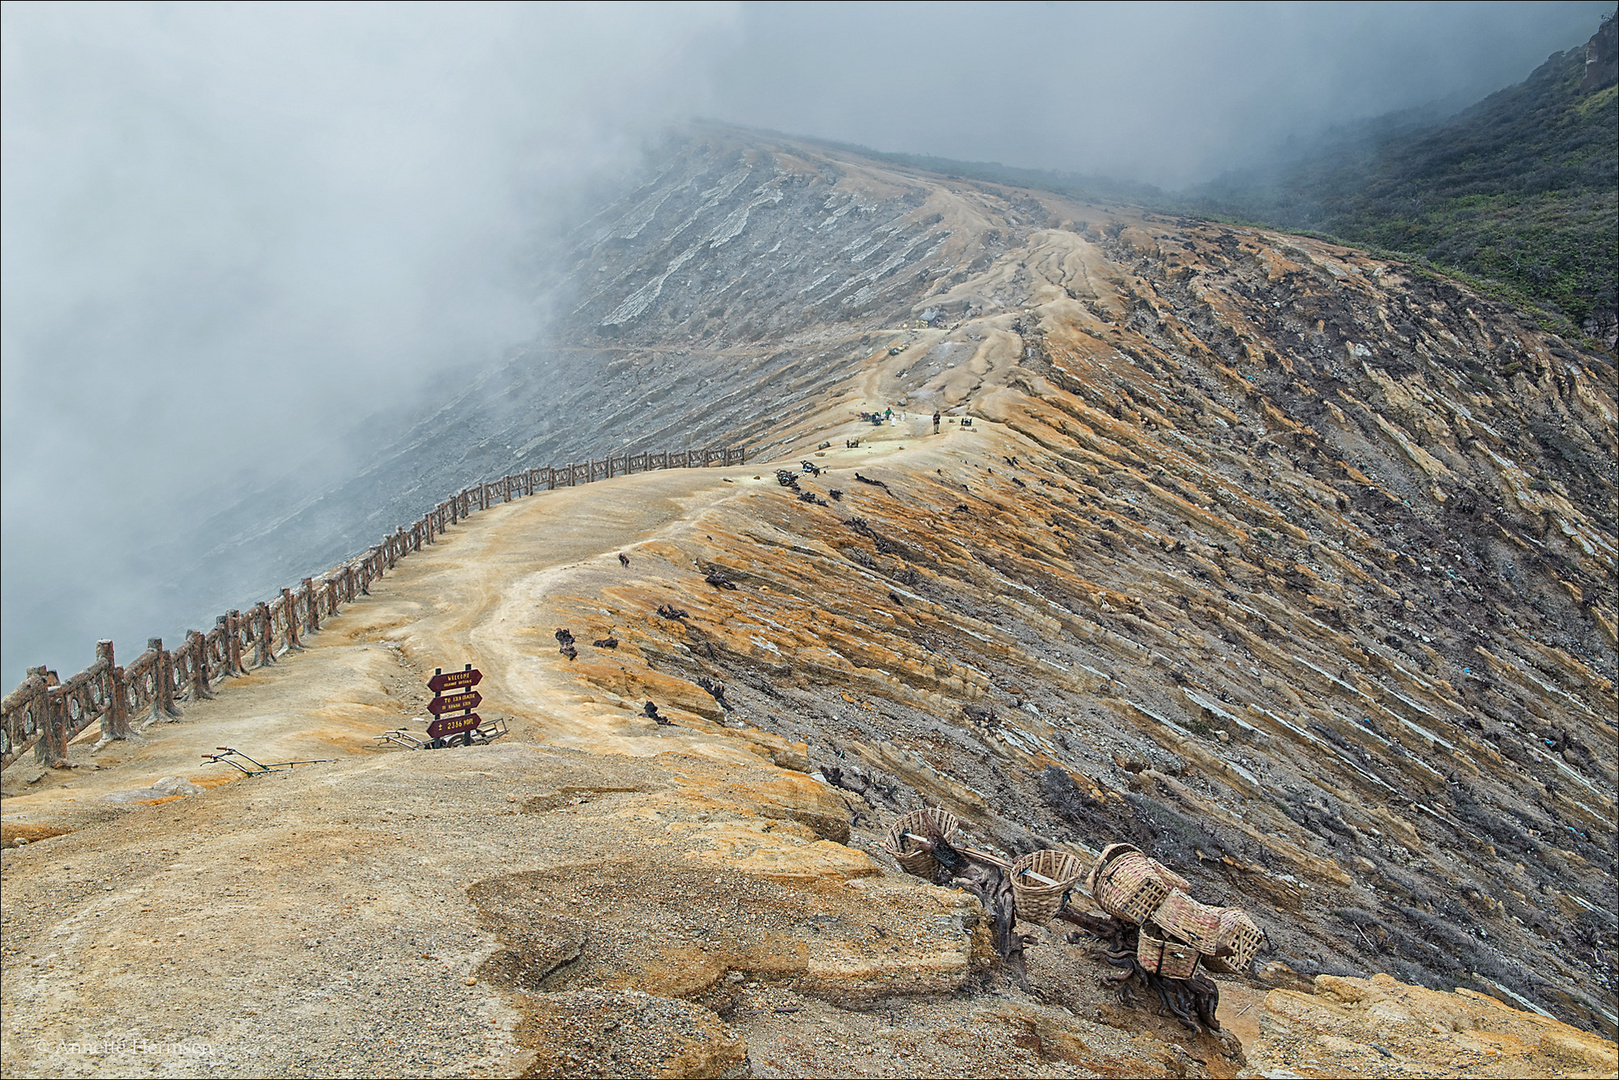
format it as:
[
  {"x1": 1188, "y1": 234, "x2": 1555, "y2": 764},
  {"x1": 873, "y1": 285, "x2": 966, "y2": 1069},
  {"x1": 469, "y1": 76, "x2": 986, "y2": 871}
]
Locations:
[{"x1": 2, "y1": 740, "x2": 1250, "y2": 1078}]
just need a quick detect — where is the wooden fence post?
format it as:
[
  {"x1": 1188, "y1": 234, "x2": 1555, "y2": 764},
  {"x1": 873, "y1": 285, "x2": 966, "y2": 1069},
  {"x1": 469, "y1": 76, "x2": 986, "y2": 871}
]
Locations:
[
  {"x1": 34, "y1": 684, "x2": 67, "y2": 767},
  {"x1": 282, "y1": 591, "x2": 303, "y2": 650},
  {"x1": 150, "y1": 639, "x2": 181, "y2": 718},
  {"x1": 97, "y1": 641, "x2": 133, "y2": 740},
  {"x1": 186, "y1": 630, "x2": 215, "y2": 700},
  {"x1": 254, "y1": 603, "x2": 275, "y2": 665},
  {"x1": 302, "y1": 578, "x2": 320, "y2": 635},
  {"x1": 221, "y1": 614, "x2": 243, "y2": 675}
]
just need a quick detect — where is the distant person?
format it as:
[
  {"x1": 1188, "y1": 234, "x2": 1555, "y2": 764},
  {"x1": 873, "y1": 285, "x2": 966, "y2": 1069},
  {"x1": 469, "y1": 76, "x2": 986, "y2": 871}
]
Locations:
[
  {"x1": 884, "y1": 407, "x2": 893, "y2": 421},
  {"x1": 933, "y1": 410, "x2": 941, "y2": 433},
  {"x1": 618, "y1": 553, "x2": 630, "y2": 567}
]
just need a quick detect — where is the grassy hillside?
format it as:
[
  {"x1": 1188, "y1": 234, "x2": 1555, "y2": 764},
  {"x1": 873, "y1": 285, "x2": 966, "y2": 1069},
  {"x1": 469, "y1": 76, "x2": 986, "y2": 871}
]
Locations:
[{"x1": 1197, "y1": 16, "x2": 1618, "y2": 341}]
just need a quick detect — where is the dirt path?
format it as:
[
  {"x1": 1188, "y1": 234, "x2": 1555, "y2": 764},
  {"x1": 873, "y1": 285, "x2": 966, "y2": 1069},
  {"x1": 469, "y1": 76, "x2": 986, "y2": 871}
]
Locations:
[
  {"x1": 2, "y1": 416, "x2": 967, "y2": 828},
  {"x1": 2, "y1": 465, "x2": 760, "y2": 825}
]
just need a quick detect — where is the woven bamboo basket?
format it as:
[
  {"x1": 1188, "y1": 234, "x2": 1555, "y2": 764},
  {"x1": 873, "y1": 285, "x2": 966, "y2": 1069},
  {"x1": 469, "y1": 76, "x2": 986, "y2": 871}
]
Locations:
[
  {"x1": 1137, "y1": 925, "x2": 1201, "y2": 979},
  {"x1": 1201, "y1": 908, "x2": 1265, "y2": 974},
  {"x1": 1084, "y1": 842, "x2": 1140, "y2": 895},
  {"x1": 882, "y1": 807, "x2": 960, "y2": 879},
  {"x1": 1150, "y1": 889, "x2": 1224, "y2": 954},
  {"x1": 1010, "y1": 850, "x2": 1085, "y2": 925},
  {"x1": 1155, "y1": 860, "x2": 1192, "y2": 894},
  {"x1": 1093, "y1": 852, "x2": 1173, "y2": 925}
]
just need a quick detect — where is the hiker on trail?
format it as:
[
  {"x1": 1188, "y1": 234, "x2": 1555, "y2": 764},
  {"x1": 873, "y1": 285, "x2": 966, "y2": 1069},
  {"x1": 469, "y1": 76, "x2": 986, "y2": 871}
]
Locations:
[
  {"x1": 933, "y1": 410, "x2": 942, "y2": 433},
  {"x1": 885, "y1": 407, "x2": 893, "y2": 422}
]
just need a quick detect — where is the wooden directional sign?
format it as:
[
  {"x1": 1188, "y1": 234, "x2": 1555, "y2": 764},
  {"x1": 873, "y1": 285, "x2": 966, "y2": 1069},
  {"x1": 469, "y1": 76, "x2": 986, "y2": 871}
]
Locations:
[
  {"x1": 428, "y1": 667, "x2": 482, "y2": 695},
  {"x1": 428, "y1": 713, "x2": 481, "y2": 741},
  {"x1": 427, "y1": 689, "x2": 481, "y2": 716}
]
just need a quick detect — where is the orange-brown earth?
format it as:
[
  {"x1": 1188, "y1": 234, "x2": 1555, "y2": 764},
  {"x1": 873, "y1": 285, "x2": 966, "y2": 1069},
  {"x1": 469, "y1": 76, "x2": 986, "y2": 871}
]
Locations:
[{"x1": 3, "y1": 131, "x2": 1615, "y2": 1077}]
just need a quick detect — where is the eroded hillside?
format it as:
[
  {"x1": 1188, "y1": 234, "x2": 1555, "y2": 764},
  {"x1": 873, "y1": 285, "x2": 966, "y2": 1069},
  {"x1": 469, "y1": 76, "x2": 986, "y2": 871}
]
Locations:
[
  {"x1": 526, "y1": 131, "x2": 1618, "y2": 1033},
  {"x1": 3, "y1": 131, "x2": 1616, "y2": 1077}
]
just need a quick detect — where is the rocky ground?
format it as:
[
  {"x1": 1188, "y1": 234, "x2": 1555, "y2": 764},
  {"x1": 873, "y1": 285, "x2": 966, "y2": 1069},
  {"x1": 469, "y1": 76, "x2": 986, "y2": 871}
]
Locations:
[{"x1": 4, "y1": 130, "x2": 1616, "y2": 1077}]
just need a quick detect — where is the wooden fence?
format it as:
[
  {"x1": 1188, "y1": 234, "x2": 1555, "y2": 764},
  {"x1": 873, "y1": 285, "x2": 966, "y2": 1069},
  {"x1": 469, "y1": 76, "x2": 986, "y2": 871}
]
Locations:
[{"x1": 0, "y1": 446, "x2": 747, "y2": 771}]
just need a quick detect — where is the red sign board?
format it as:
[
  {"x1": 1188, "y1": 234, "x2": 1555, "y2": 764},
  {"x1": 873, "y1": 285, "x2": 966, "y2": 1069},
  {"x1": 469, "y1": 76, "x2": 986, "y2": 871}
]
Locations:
[
  {"x1": 428, "y1": 689, "x2": 481, "y2": 715},
  {"x1": 428, "y1": 713, "x2": 481, "y2": 741},
  {"x1": 428, "y1": 667, "x2": 482, "y2": 694}
]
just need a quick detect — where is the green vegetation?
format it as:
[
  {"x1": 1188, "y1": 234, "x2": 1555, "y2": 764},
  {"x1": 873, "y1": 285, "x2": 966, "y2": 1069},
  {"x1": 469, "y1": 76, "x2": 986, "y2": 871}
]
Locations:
[{"x1": 1195, "y1": 16, "x2": 1617, "y2": 340}]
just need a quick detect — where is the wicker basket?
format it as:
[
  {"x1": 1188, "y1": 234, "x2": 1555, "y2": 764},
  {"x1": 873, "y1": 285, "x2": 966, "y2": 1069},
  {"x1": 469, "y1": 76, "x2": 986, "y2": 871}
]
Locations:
[
  {"x1": 1150, "y1": 889, "x2": 1224, "y2": 954},
  {"x1": 1155, "y1": 860, "x2": 1192, "y2": 894},
  {"x1": 1137, "y1": 925, "x2": 1201, "y2": 979},
  {"x1": 1093, "y1": 852, "x2": 1173, "y2": 925},
  {"x1": 1084, "y1": 843, "x2": 1140, "y2": 895},
  {"x1": 1201, "y1": 908, "x2": 1265, "y2": 974},
  {"x1": 1010, "y1": 850, "x2": 1085, "y2": 925},
  {"x1": 882, "y1": 807, "x2": 960, "y2": 879}
]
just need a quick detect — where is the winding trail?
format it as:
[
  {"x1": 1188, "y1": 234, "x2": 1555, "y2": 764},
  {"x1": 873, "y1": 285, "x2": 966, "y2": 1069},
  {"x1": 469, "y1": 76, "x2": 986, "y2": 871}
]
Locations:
[{"x1": 1, "y1": 431, "x2": 919, "y2": 821}]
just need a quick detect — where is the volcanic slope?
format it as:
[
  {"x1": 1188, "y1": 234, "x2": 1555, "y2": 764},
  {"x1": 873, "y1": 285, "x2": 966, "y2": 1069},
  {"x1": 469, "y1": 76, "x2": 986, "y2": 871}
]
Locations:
[
  {"x1": 540, "y1": 129, "x2": 1619, "y2": 1033},
  {"x1": 3, "y1": 130, "x2": 1616, "y2": 1075}
]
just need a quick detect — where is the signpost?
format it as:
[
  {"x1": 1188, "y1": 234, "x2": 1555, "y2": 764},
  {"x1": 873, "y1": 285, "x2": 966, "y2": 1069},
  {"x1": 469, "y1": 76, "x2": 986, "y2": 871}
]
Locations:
[
  {"x1": 427, "y1": 713, "x2": 481, "y2": 742},
  {"x1": 427, "y1": 668, "x2": 482, "y2": 694},
  {"x1": 374, "y1": 664, "x2": 507, "y2": 750},
  {"x1": 427, "y1": 690, "x2": 482, "y2": 715},
  {"x1": 427, "y1": 664, "x2": 482, "y2": 746}
]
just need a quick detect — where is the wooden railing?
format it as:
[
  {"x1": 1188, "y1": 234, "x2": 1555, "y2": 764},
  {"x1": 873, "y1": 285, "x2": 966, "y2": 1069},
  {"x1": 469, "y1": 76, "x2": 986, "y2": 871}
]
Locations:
[{"x1": 0, "y1": 445, "x2": 747, "y2": 771}]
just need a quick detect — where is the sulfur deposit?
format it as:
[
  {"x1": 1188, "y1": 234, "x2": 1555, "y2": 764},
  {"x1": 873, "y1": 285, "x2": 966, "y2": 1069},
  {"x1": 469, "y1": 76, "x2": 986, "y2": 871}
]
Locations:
[{"x1": 2, "y1": 131, "x2": 1614, "y2": 1077}]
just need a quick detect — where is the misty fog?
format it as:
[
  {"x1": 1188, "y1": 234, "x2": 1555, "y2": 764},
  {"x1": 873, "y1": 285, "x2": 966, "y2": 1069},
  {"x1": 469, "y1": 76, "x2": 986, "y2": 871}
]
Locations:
[{"x1": 3, "y1": 0, "x2": 1611, "y2": 689}]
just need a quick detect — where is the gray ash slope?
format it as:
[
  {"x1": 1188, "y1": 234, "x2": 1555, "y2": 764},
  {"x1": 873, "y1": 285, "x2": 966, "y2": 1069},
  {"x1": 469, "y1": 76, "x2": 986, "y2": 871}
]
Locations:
[{"x1": 180, "y1": 130, "x2": 1024, "y2": 610}]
